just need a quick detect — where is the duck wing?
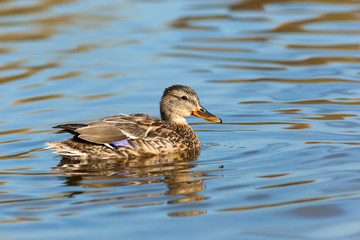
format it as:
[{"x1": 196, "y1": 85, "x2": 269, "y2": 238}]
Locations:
[{"x1": 56, "y1": 114, "x2": 176, "y2": 145}]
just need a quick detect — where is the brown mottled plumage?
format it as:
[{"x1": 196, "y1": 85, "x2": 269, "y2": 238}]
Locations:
[{"x1": 46, "y1": 85, "x2": 222, "y2": 160}]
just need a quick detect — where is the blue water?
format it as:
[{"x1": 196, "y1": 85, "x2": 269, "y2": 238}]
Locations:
[{"x1": 0, "y1": 0, "x2": 360, "y2": 239}]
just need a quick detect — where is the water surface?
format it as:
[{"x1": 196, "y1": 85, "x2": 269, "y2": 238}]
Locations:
[{"x1": 0, "y1": 0, "x2": 360, "y2": 239}]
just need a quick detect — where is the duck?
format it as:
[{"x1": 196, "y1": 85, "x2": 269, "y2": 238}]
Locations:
[{"x1": 46, "y1": 85, "x2": 222, "y2": 160}]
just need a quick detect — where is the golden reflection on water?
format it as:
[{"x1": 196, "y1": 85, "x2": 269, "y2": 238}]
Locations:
[
  {"x1": 257, "y1": 173, "x2": 291, "y2": 178},
  {"x1": 0, "y1": 0, "x2": 111, "y2": 42},
  {"x1": 0, "y1": 217, "x2": 41, "y2": 224},
  {"x1": 287, "y1": 43, "x2": 360, "y2": 51},
  {"x1": 11, "y1": 94, "x2": 65, "y2": 107},
  {"x1": 270, "y1": 10, "x2": 360, "y2": 34},
  {"x1": 162, "y1": 53, "x2": 360, "y2": 67},
  {"x1": 0, "y1": 62, "x2": 57, "y2": 85},
  {"x1": 0, "y1": 148, "x2": 39, "y2": 160},
  {"x1": 8, "y1": 92, "x2": 118, "y2": 108},
  {"x1": 212, "y1": 77, "x2": 359, "y2": 83},
  {"x1": 257, "y1": 180, "x2": 316, "y2": 189},
  {"x1": 0, "y1": 0, "x2": 359, "y2": 237},
  {"x1": 168, "y1": 210, "x2": 206, "y2": 217},
  {"x1": 230, "y1": 0, "x2": 359, "y2": 10},
  {"x1": 59, "y1": 44, "x2": 99, "y2": 53},
  {"x1": 48, "y1": 72, "x2": 81, "y2": 80},
  {"x1": 295, "y1": 113, "x2": 357, "y2": 120}
]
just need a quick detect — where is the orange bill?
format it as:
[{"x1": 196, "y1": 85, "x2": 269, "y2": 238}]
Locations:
[{"x1": 192, "y1": 106, "x2": 222, "y2": 123}]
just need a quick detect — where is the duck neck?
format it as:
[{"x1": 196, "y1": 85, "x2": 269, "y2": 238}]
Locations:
[
  {"x1": 161, "y1": 110, "x2": 187, "y2": 126},
  {"x1": 163, "y1": 117, "x2": 188, "y2": 126}
]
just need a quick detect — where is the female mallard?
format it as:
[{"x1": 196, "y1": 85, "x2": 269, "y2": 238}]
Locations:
[{"x1": 47, "y1": 85, "x2": 222, "y2": 160}]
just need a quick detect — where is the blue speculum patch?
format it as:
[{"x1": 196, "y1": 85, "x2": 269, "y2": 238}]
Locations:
[{"x1": 110, "y1": 140, "x2": 134, "y2": 148}]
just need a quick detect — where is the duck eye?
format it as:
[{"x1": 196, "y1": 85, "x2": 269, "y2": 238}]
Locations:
[{"x1": 181, "y1": 96, "x2": 188, "y2": 100}]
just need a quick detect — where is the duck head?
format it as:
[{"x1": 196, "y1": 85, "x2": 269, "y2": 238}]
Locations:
[{"x1": 160, "y1": 85, "x2": 222, "y2": 125}]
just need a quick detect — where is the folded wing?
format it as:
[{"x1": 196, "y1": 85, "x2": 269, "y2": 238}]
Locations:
[{"x1": 54, "y1": 114, "x2": 177, "y2": 145}]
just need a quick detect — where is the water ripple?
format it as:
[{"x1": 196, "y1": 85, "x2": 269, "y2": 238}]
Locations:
[{"x1": 0, "y1": 0, "x2": 360, "y2": 239}]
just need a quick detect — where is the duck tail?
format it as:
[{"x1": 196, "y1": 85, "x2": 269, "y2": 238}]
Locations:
[
  {"x1": 53, "y1": 124, "x2": 86, "y2": 133},
  {"x1": 45, "y1": 142, "x2": 85, "y2": 157}
]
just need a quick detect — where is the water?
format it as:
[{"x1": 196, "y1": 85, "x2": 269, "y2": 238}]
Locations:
[{"x1": 1, "y1": 0, "x2": 360, "y2": 239}]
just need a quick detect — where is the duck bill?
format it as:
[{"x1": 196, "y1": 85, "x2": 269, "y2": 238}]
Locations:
[{"x1": 192, "y1": 106, "x2": 222, "y2": 123}]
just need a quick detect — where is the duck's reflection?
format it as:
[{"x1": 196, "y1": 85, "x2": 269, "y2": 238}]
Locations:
[{"x1": 54, "y1": 151, "x2": 208, "y2": 213}]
